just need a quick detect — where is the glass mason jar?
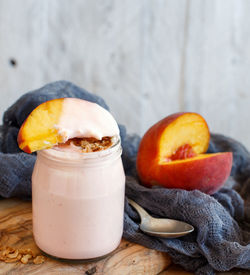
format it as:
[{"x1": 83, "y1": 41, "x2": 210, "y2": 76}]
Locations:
[{"x1": 32, "y1": 139, "x2": 125, "y2": 260}]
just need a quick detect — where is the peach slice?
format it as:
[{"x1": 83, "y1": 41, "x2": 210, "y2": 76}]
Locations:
[
  {"x1": 17, "y1": 98, "x2": 119, "y2": 153},
  {"x1": 136, "y1": 112, "x2": 233, "y2": 194}
]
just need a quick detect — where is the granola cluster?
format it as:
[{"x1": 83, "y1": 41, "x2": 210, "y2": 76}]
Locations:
[
  {"x1": 67, "y1": 136, "x2": 114, "y2": 152},
  {"x1": 0, "y1": 247, "x2": 46, "y2": 264}
]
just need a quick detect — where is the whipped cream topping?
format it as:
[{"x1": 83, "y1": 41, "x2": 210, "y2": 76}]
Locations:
[{"x1": 54, "y1": 98, "x2": 120, "y2": 142}]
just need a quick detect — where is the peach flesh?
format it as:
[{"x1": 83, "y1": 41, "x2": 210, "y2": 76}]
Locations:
[
  {"x1": 18, "y1": 98, "x2": 119, "y2": 153},
  {"x1": 136, "y1": 112, "x2": 233, "y2": 194}
]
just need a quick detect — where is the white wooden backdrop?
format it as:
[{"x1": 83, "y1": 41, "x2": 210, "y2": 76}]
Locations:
[{"x1": 0, "y1": 0, "x2": 250, "y2": 149}]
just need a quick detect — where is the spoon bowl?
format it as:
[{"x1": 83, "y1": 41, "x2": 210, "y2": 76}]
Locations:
[{"x1": 128, "y1": 199, "x2": 194, "y2": 238}]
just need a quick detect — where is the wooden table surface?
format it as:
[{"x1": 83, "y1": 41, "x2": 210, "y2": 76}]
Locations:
[{"x1": 0, "y1": 198, "x2": 248, "y2": 275}]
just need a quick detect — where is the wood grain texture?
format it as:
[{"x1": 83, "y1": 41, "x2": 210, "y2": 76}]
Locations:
[
  {"x1": 0, "y1": 199, "x2": 246, "y2": 274},
  {"x1": 0, "y1": 198, "x2": 171, "y2": 275},
  {"x1": 0, "y1": 0, "x2": 249, "y2": 149}
]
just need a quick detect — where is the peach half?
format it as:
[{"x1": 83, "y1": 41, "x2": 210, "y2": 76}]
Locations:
[
  {"x1": 136, "y1": 112, "x2": 233, "y2": 194},
  {"x1": 17, "y1": 98, "x2": 119, "y2": 153}
]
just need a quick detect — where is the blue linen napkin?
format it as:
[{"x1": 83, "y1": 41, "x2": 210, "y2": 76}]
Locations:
[{"x1": 0, "y1": 81, "x2": 249, "y2": 275}]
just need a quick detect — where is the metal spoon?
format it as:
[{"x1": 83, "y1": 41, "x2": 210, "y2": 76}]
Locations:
[{"x1": 128, "y1": 199, "x2": 194, "y2": 238}]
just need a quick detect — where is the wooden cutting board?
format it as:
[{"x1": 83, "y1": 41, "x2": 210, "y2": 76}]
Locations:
[
  {"x1": 0, "y1": 198, "x2": 172, "y2": 275},
  {"x1": 0, "y1": 198, "x2": 248, "y2": 275}
]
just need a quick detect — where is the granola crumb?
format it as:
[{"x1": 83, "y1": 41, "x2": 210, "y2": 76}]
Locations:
[
  {"x1": 19, "y1": 248, "x2": 35, "y2": 257},
  {"x1": 2, "y1": 247, "x2": 15, "y2": 256},
  {"x1": 33, "y1": 255, "x2": 45, "y2": 264},
  {"x1": 0, "y1": 246, "x2": 46, "y2": 264},
  {"x1": 21, "y1": 254, "x2": 32, "y2": 264},
  {"x1": 66, "y1": 136, "x2": 114, "y2": 153},
  {"x1": 7, "y1": 249, "x2": 19, "y2": 259}
]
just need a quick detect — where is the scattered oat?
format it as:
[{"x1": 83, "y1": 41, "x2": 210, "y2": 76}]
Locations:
[
  {"x1": 21, "y1": 254, "x2": 32, "y2": 264},
  {"x1": 19, "y1": 248, "x2": 31, "y2": 254},
  {"x1": 33, "y1": 255, "x2": 45, "y2": 265},
  {"x1": 19, "y1": 248, "x2": 35, "y2": 257},
  {"x1": 0, "y1": 246, "x2": 46, "y2": 264},
  {"x1": 2, "y1": 247, "x2": 15, "y2": 256},
  {"x1": 7, "y1": 249, "x2": 19, "y2": 259}
]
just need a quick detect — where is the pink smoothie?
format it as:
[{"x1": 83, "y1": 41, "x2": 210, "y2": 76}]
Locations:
[
  {"x1": 32, "y1": 144, "x2": 125, "y2": 259},
  {"x1": 32, "y1": 98, "x2": 124, "y2": 259}
]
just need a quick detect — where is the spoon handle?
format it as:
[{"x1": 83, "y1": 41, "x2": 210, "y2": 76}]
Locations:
[{"x1": 127, "y1": 199, "x2": 150, "y2": 221}]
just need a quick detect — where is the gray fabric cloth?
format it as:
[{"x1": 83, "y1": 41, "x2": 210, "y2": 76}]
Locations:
[{"x1": 0, "y1": 81, "x2": 249, "y2": 275}]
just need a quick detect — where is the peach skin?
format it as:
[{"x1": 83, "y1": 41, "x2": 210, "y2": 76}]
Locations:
[{"x1": 136, "y1": 112, "x2": 233, "y2": 194}]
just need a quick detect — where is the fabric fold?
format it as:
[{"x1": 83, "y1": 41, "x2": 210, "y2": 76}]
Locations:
[{"x1": 0, "y1": 81, "x2": 249, "y2": 275}]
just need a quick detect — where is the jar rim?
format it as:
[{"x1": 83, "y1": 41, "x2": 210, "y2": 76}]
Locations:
[{"x1": 37, "y1": 137, "x2": 122, "y2": 164}]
